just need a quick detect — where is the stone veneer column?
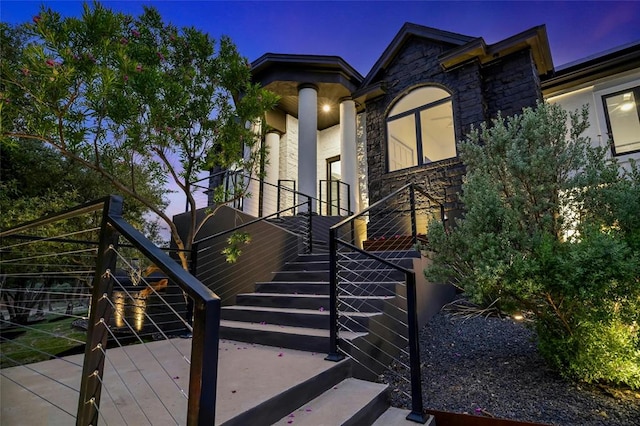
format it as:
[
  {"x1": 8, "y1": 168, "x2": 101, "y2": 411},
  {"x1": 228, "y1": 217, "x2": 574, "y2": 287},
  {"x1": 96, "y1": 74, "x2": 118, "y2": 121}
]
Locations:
[
  {"x1": 298, "y1": 83, "x2": 318, "y2": 211},
  {"x1": 263, "y1": 130, "x2": 281, "y2": 215},
  {"x1": 340, "y1": 98, "x2": 359, "y2": 213}
]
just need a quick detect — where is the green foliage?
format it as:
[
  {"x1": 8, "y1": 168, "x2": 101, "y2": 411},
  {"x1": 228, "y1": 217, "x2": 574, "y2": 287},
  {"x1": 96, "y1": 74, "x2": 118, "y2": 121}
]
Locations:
[
  {"x1": 221, "y1": 231, "x2": 251, "y2": 263},
  {"x1": 1, "y1": 2, "x2": 278, "y2": 266},
  {"x1": 0, "y1": 316, "x2": 87, "y2": 368},
  {"x1": 424, "y1": 102, "x2": 640, "y2": 388}
]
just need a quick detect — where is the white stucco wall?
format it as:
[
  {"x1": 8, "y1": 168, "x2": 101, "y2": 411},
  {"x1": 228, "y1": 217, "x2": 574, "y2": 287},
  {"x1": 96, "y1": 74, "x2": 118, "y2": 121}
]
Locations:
[
  {"x1": 266, "y1": 112, "x2": 369, "y2": 215},
  {"x1": 280, "y1": 115, "x2": 299, "y2": 184},
  {"x1": 546, "y1": 68, "x2": 640, "y2": 170}
]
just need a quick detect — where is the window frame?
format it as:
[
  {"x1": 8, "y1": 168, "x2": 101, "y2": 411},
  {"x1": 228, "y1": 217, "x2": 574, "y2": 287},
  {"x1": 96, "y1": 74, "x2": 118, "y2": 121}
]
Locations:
[
  {"x1": 601, "y1": 85, "x2": 640, "y2": 157},
  {"x1": 385, "y1": 89, "x2": 456, "y2": 172}
]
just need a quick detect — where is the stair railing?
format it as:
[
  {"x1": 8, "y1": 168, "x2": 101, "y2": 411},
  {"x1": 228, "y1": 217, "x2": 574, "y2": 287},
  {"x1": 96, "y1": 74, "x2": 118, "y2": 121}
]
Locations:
[
  {"x1": 326, "y1": 183, "x2": 445, "y2": 424},
  {"x1": 0, "y1": 195, "x2": 221, "y2": 425},
  {"x1": 318, "y1": 179, "x2": 352, "y2": 216}
]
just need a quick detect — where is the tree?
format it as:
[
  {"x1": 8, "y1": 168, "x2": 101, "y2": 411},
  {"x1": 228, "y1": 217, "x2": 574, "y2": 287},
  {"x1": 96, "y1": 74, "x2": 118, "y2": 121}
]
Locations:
[
  {"x1": 0, "y1": 2, "x2": 278, "y2": 269},
  {"x1": 424, "y1": 102, "x2": 640, "y2": 388}
]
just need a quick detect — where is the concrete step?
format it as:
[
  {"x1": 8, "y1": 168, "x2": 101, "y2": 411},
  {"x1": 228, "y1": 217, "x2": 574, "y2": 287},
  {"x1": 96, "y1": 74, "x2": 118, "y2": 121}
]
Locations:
[
  {"x1": 338, "y1": 257, "x2": 415, "y2": 270},
  {"x1": 272, "y1": 377, "x2": 389, "y2": 426},
  {"x1": 272, "y1": 270, "x2": 330, "y2": 282},
  {"x1": 296, "y1": 253, "x2": 330, "y2": 262},
  {"x1": 281, "y1": 260, "x2": 330, "y2": 271},
  {"x1": 235, "y1": 293, "x2": 393, "y2": 312},
  {"x1": 221, "y1": 350, "x2": 352, "y2": 426},
  {"x1": 372, "y1": 407, "x2": 437, "y2": 425},
  {"x1": 254, "y1": 281, "x2": 401, "y2": 296},
  {"x1": 221, "y1": 306, "x2": 379, "y2": 332},
  {"x1": 219, "y1": 320, "x2": 367, "y2": 352},
  {"x1": 271, "y1": 269, "x2": 407, "y2": 282}
]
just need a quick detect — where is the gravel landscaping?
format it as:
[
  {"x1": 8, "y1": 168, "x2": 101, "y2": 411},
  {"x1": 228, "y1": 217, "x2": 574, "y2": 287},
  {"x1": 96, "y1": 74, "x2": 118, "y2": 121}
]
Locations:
[{"x1": 382, "y1": 303, "x2": 640, "y2": 426}]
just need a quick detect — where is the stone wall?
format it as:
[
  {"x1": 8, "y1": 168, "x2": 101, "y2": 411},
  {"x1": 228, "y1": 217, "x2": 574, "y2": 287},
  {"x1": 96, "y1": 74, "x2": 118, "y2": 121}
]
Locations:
[
  {"x1": 364, "y1": 36, "x2": 542, "y2": 221},
  {"x1": 483, "y1": 49, "x2": 542, "y2": 119}
]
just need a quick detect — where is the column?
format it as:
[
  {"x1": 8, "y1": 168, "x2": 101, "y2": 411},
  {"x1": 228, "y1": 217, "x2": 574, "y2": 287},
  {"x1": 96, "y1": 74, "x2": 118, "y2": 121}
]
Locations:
[
  {"x1": 340, "y1": 98, "x2": 359, "y2": 214},
  {"x1": 298, "y1": 83, "x2": 318, "y2": 212},
  {"x1": 263, "y1": 130, "x2": 281, "y2": 215}
]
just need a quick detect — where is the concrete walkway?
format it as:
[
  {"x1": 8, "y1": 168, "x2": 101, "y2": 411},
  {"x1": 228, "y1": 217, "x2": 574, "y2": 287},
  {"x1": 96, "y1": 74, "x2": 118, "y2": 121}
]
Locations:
[{"x1": 0, "y1": 339, "x2": 335, "y2": 425}]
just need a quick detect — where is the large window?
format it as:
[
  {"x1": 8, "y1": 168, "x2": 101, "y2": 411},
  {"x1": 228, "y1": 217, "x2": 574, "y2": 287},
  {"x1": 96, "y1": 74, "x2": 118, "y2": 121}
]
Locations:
[
  {"x1": 603, "y1": 86, "x2": 640, "y2": 156},
  {"x1": 387, "y1": 86, "x2": 456, "y2": 172}
]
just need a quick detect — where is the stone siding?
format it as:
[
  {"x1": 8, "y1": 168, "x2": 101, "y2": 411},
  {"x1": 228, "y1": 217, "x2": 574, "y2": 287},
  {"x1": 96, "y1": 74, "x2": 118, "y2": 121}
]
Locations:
[{"x1": 365, "y1": 37, "x2": 542, "y2": 221}]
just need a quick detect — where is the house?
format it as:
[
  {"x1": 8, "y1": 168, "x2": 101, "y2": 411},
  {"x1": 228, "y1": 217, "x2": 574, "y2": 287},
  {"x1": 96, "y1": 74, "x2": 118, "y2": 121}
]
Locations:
[
  {"x1": 241, "y1": 23, "x2": 554, "y2": 229},
  {"x1": 231, "y1": 23, "x2": 639, "y2": 227}
]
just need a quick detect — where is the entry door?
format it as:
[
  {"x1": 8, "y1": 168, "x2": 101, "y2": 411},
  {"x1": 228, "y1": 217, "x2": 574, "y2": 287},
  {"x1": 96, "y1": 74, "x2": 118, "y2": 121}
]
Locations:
[{"x1": 326, "y1": 156, "x2": 341, "y2": 215}]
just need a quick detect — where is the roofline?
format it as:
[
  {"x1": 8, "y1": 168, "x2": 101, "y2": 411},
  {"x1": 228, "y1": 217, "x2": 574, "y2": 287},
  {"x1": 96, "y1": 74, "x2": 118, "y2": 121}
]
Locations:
[
  {"x1": 439, "y1": 25, "x2": 553, "y2": 75},
  {"x1": 542, "y1": 40, "x2": 640, "y2": 94},
  {"x1": 251, "y1": 53, "x2": 364, "y2": 82},
  {"x1": 360, "y1": 22, "x2": 476, "y2": 87}
]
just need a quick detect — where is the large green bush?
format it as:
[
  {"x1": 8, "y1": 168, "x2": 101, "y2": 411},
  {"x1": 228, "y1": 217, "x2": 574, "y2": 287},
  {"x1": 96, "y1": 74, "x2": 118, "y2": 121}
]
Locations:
[{"x1": 424, "y1": 102, "x2": 640, "y2": 388}]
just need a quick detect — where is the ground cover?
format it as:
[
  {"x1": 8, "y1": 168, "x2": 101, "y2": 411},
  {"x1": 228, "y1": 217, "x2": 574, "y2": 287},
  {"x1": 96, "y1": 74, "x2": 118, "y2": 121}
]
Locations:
[
  {"x1": 382, "y1": 305, "x2": 640, "y2": 426},
  {"x1": 0, "y1": 314, "x2": 86, "y2": 368}
]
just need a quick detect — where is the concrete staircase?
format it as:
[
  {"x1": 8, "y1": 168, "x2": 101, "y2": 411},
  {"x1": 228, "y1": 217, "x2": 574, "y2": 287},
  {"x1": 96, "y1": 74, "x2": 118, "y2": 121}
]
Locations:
[
  {"x1": 219, "y1": 250, "x2": 417, "y2": 355},
  {"x1": 217, "y1": 346, "x2": 432, "y2": 426},
  {"x1": 217, "y1": 237, "x2": 431, "y2": 425}
]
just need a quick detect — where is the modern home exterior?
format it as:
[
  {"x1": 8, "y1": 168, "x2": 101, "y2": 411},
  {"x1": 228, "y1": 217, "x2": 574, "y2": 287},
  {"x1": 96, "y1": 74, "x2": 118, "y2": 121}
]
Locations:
[
  {"x1": 233, "y1": 23, "x2": 639, "y2": 227},
  {"x1": 244, "y1": 23, "x2": 554, "y2": 226}
]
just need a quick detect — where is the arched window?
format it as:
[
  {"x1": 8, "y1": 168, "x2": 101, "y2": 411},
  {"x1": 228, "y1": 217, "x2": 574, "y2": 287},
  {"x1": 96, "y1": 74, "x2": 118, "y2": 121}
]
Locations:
[{"x1": 386, "y1": 86, "x2": 456, "y2": 172}]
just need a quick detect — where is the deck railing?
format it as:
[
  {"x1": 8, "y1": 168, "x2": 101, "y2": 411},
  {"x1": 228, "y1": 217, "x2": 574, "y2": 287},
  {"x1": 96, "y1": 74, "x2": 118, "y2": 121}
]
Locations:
[{"x1": 0, "y1": 195, "x2": 220, "y2": 425}]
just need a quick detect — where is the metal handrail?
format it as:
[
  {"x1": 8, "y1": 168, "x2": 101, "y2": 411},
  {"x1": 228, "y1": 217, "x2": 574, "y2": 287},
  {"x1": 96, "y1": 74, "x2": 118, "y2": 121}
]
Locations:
[
  {"x1": 326, "y1": 182, "x2": 443, "y2": 424},
  {"x1": 0, "y1": 195, "x2": 221, "y2": 426},
  {"x1": 318, "y1": 179, "x2": 352, "y2": 216}
]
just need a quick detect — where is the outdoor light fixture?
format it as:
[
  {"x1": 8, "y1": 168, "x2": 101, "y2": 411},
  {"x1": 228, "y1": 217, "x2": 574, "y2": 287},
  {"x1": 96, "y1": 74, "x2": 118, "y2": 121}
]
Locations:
[{"x1": 322, "y1": 104, "x2": 331, "y2": 112}]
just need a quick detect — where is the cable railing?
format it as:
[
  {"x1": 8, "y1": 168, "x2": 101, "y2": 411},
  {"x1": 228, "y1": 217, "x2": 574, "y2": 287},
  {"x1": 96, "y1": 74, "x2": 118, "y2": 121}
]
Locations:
[
  {"x1": 192, "y1": 200, "x2": 313, "y2": 307},
  {"x1": 0, "y1": 196, "x2": 220, "y2": 425},
  {"x1": 325, "y1": 183, "x2": 445, "y2": 424},
  {"x1": 319, "y1": 179, "x2": 352, "y2": 216},
  {"x1": 189, "y1": 169, "x2": 352, "y2": 218}
]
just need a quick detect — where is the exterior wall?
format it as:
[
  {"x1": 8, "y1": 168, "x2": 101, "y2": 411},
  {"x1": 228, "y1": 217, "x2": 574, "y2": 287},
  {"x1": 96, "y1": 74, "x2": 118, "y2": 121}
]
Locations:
[
  {"x1": 364, "y1": 37, "x2": 543, "y2": 222},
  {"x1": 547, "y1": 68, "x2": 640, "y2": 171},
  {"x1": 483, "y1": 49, "x2": 542, "y2": 118},
  {"x1": 280, "y1": 114, "x2": 299, "y2": 184},
  {"x1": 356, "y1": 112, "x2": 369, "y2": 211},
  {"x1": 317, "y1": 124, "x2": 341, "y2": 182}
]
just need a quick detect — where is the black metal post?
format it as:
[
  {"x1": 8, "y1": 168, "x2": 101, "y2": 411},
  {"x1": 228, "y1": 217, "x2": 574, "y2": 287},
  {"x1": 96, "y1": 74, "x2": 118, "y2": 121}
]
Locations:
[
  {"x1": 409, "y1": 185, "x2": 417, "y2": 244},
  {"x1": 346, "y1": 182, "x2": 351, "y2": 216},
  {"x1": 306, "y1": 196, "x2": 313, "y2": 254},
  {"x1": 319, "y1": 181, "x2": 324, "y2": 216},
  {"x1": 187, "y1": 298, "x2": 221, "y2": 426},
  {"x1": 186, "y1": 243, "x2": 199, "y2": 331},
  {"x1": 405, "y1": 271, "x2": 427, "y2": 423},
  {"x1": 76, "y1": 196, "x2": 122, "y2": 426},
  {"x1": 325, "y1": 227, "x2": 344, "y2": 362},
  {"x1": 277, "y1": 180, "x2": 282, "y2": 219}
]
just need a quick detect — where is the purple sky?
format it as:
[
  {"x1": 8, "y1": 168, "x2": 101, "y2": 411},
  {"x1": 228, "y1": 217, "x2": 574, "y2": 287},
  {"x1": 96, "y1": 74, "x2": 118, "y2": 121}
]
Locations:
[{"x1": 3, "y1": 1, "x2": 640, "y2": 75}]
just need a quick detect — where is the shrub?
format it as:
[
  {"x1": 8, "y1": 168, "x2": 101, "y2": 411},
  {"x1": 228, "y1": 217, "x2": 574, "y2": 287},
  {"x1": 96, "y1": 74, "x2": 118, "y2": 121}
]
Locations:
[{"x1": 424, "y1": 102, "x2": 640, "y2": 388}]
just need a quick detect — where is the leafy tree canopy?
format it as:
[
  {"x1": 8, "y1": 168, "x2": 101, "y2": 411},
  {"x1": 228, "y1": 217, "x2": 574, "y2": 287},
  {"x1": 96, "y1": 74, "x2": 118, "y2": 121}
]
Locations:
[{"x1": 1, "y1": 2, "x2": 279, "y2": 268}]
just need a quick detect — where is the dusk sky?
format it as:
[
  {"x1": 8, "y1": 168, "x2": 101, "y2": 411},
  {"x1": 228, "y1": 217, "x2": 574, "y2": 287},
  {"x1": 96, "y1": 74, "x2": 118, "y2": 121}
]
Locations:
[{"x1": 3, "y1": 1, "x2": 640, "y2": 76}]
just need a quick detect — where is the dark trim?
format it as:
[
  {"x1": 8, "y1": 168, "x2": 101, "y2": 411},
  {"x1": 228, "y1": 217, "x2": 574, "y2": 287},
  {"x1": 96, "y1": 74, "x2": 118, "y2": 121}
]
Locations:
[
  {"x1": 542, "y1": 41, "x2": 640, "y2": 94},
  {"x1": 298, "y1": 82, "x2": 319, "y2": 92},
  {"x1": 252, "y1": 53, "x2": 364, "y2": 82},
  {"x1": 385, "y1": 91, "x2": 456, "y2": 173},
  {"x1": 601, "y1": 85, "x2": 640, "y2": 157}
]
